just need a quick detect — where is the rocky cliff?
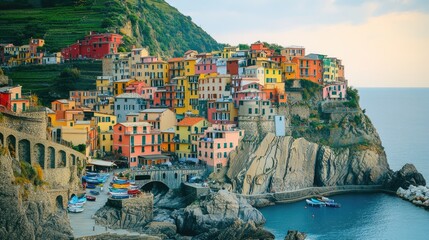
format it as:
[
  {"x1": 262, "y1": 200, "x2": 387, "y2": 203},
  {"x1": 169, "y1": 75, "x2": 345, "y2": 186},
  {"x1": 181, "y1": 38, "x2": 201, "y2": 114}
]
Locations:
[
  {"x1": 0, "y1": 153, "x2": 73, "y2": 240},
  {"x1": 225, "y1": 82, "x2": 424, "y2": 194}
]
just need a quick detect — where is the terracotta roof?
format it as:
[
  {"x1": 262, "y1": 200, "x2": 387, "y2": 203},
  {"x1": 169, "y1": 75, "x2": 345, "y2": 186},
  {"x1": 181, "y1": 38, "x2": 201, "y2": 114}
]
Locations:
[
  {"x1": 177, "y1": 117, "x2": 205, "y2": 126},
  {"x1": 168, "y1": 57, "x2": 184, "y2": 62}
]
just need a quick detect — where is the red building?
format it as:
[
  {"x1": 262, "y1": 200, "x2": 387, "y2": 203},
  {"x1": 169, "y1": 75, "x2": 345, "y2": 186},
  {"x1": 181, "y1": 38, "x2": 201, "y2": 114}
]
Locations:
[
  {"x1": 292, "y1": 56, "x2": 323, "y2": 84},
  {"x1": 61, "y1": 32, "x2": 123, "y2": 60}
]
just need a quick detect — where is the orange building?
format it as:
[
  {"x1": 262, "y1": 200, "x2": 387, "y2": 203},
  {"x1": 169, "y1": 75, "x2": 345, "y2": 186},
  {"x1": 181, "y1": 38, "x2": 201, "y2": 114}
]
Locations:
[{"x1": 292, "y1": 56, "x2": 323, "y2": 84}]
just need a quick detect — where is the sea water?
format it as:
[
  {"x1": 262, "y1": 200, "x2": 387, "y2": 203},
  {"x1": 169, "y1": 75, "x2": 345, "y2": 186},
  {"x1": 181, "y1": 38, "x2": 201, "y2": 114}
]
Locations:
[{"x1": 260, "y1": 88, "x2": 429, "y2": 239}]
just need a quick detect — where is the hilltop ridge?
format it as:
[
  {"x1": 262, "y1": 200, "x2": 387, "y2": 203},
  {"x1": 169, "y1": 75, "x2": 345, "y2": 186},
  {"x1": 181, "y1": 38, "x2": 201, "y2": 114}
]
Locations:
[{"x1": 0, "y1": 0, "x2": 221, "y2": 57}]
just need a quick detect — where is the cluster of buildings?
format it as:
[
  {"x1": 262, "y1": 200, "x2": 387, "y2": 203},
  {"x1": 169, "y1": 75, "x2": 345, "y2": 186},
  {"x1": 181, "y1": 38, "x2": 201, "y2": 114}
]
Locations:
[
  {"x1": 0, "y1": 38, "x2": 63, "y2": 66},
  {"x1": 0, "y1": 32, "x2": 349, "y2": 172},
  {"x1": 0, "y1": 32, "x2": 123, "y2": 67}
]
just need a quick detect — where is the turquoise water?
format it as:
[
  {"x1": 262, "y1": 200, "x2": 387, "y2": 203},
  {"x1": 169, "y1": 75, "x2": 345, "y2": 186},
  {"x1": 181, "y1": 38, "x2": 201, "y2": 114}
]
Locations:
[{"x1": 260, "y1": 88, "x2": 429, "y2": 239}]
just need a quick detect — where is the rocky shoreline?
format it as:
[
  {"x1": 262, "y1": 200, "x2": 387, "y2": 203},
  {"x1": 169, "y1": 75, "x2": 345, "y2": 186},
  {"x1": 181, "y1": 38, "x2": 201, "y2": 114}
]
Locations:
[{"x1": 397, "y1": 185, "x2": 429, "y2": 210}]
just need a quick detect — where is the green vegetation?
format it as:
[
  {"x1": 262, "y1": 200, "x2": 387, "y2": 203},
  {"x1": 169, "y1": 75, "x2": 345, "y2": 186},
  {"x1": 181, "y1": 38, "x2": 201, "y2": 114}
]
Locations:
[
  {"x1": 300, "y1": 79, "x2": 322, "y2": 101},
  {"x1": 344, "y1": 87, "x2": 360, "y2": 108},
  {"x1": 0, "y1": 0, "x2": 221, "y2": 56},
  {"x1": 5, "y1": 61, "x2": 101, "y2": 105},
  {"x1": 73, "y1": 144, "x2": 86, "y2": 154},
  {"x1": 14, "y1": 161, "x2": 45, "y2": 187}
]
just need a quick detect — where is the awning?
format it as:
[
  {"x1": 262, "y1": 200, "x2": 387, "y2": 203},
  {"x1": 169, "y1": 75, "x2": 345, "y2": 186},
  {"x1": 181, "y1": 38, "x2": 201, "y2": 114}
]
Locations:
[
  {"x1": 138, "y1": 154, "x2": 170, "y2": 160},
  {"x1": 87, "y1": 159, "x2": 117, "y2": 167}
]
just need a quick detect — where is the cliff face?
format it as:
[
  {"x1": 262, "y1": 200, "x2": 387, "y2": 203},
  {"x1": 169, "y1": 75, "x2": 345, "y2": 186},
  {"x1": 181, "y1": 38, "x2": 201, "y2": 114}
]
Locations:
[
  {"x1": 227, "y1": 133, "x2": 389, "y2": 194},
  {"x1": 227, "y1": 83, "x2": 393, "y2": 194},
  {"x1": 0, "y1": 153, "x2": 72, "y2": 240}
]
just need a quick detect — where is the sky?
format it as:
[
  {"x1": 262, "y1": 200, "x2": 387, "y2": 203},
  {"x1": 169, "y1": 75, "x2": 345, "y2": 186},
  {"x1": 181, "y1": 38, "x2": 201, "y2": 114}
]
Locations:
[{"x1": 165, "y1": 0, "x2": 429, "y2": 87}]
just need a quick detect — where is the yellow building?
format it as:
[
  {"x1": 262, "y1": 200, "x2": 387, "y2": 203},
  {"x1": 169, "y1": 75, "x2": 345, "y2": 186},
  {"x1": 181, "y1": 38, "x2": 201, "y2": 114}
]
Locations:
[
  {"x1": 114, "y1": 79, "x2": 135, "y2": 96},
  {"x1": 175, "y1": 117, "x2": 209, "y2": 161},
  {"x1": 221, "y1": 46, "x2": 238, "y2": 59},
  {"x1": 184, "y1": 58, "x2": 196, "y2": 76},
  {"x1": 282, "y1": 61, "x2": 298, "y2": 80},
  {"x1": 172, "y1": 76, "x2": 198, "y2": 116},
  {"x1": 95, "y1": 112, "x2": 117, "y2": 154},
  {"x1": 168, "y1": 58, "x2": 185, "y2": 80},
  {"x1": 96, "y1": 76, "x2": 114, "y2": 96},
  {"x1": 264, "y1": 67, "x2": 282, "y2": 84},
  {"x1": 135, "y1": 59, "x2": 169, "y2": 86},
  {"x1": 161, "y1": 127, "x2": 176, "y2": 154}
]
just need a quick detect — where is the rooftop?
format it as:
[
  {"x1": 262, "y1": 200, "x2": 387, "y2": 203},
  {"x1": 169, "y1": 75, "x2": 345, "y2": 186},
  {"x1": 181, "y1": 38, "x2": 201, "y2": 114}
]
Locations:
[
  {"x1": 140, "y1": 108, "x2": 169, "y2": 113},
  {"x1": 118, "y1": 122, "x2": 152, "y2": 127},
  {"x1": 115, "y1": 93, "x2": 142, "y2": 99},
  {"x1": 177, "y1": 117, "x2": 205, "y2": 127}
]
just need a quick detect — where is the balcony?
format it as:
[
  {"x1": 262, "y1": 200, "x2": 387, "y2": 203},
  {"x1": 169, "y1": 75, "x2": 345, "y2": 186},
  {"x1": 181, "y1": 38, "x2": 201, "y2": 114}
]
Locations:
[{"x1": 125, "y1": 129, "x2": 160, "y2": 135}]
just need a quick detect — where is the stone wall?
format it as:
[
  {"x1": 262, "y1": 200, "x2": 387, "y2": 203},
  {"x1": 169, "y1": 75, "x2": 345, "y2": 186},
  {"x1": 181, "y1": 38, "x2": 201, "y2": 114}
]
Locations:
[
  {"x1": 133, "y1": 168, "x2": 206, "y2": 189},
  {"x1": 95, "y1": 194, "x2": 154, "y2": 230},
  {"x1": 1, "y1": 111, "x2": 48, "y2": 140},
  {"x1": 182, "y1": 183, "x2": 210, "y2": 198}
]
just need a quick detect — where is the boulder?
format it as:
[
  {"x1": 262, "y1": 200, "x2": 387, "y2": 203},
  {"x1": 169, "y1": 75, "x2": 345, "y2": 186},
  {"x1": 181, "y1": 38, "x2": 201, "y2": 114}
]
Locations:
[
  {"x1": 284, "y1": 230, "x2": 307, "y2": 240},
  {"x1": 172, "y1": 190, "x2": 266, "y2": 236},
  {"x1": 142, "y1": 222, "x2": 177, "y2": 239},
  {"x1": 384, "y1": 164, "x2": 426, "y2": 191}
]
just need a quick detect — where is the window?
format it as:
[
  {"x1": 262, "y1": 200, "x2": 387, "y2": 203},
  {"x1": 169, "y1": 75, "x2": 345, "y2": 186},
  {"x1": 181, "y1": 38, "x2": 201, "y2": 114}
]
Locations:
[
  {"x1": 119, "y1": 135, "x2": 122, "y2": 142},
  {"x1": 218, "y1": 143, "x2": 221, "y2": 149},
  {"x1": 131, "y1": 147, "x2": 135, "y2": 153},
  {"x1": 230, "y1": 142, "x2": 233, "y2": 148},
  {"x1": 248, "y1": 108, "x2": 252, "y2": 114},
  {"x1": 224, "y1": 143, "x2": 227, "y2": 148}
]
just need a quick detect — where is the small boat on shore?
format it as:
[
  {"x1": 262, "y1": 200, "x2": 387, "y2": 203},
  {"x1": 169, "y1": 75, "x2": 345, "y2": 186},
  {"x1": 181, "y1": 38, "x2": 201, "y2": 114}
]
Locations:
[
  {"x1": 68, "y1": 207, "x2": 84, "y2": 213},
  {"x1": 90, "y1": 190, "x2": 100, "y2": 195},
  {"x1": 86, "y1": 184, "x2": 97, "y2": 189},
  {"x1": 112, "y1": 183, "x2": 130, "y2": 189},
  {"x1": 317, "y1": 196, "x2": 335, "y2": 203},
  {"x1": 128, "y1": 189, "x2": 141, "y2": 195},
  {"x1": 306, "y1": 199, "x2": 326, "y2": 207},
  {"x1": 86, "y1": 195, "x2": 96, "y2": 201},
  {"x1": 111, "y1": 194, "x2": 130, "y2": 200}
]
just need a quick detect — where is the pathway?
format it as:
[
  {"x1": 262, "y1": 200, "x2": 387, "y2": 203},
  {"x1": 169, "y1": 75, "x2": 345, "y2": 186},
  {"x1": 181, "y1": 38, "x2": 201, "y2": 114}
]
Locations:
[{"x1": 68, "y1": 171, "x2": 143, "y2": 238}]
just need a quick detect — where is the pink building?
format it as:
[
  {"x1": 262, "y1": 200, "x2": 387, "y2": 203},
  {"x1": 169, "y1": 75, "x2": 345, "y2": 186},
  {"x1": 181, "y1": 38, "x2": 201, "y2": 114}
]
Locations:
[
  {"x1": 113, "y1": 122, "x2": 167, "y2": 168},
  {"x1": 197, "y1": 124, "x2": 244, "y2": 172},
  {"x1": 322, "y1": 82, "x2": 347, "y2": 100},
  {"x1": 195, "y1": 53, "x2": 217, "y2": 74},
  {"x1": 125, "y1": 81, "x2": 156, "y2": 107}
]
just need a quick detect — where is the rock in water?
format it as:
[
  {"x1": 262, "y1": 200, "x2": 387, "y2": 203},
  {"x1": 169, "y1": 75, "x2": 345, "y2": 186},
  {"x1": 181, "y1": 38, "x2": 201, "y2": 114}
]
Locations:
[
  {"x1": 172, "y1": 190, "x2": 266, "y2": 236},
  {"x1": 384, "y1": 163, "x2": 426, "y2": 191},
  {"x1": 285, "y1": 230, "x2": 307, "y2": 240}
]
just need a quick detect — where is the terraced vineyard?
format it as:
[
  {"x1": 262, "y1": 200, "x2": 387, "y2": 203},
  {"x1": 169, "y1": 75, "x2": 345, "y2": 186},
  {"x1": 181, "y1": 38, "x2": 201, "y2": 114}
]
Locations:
[{"x1": 5, "y1": 61, "x2": 102, "y2": 105}]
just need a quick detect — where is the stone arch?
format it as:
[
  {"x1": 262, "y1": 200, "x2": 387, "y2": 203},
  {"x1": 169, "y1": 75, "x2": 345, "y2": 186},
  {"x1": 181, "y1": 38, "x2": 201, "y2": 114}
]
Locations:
[
  {"x1": 141, "y1": 181, "x2": 169, "y2": 194},
  {"x1": 70, "y1": 154, "x2": 76, "y2": 166},
  {"x1": 58, "y1": 150, "x2": 66, "y2": 168},
  {"x1": 55, "y1": 195, "x2": 64, "y2": 211},
  {"x1": 48, "y1": 147, "x2": 55, "y2": 168},
  {"x1": 6, "y1": 135, "x2": 16, "y2": 158},
  {"x1": 18, "y1": 139, "x2": 31, "y2": 164},
  {"x1": 33, "y1": 143, "x2": 45, "y2": 169}
]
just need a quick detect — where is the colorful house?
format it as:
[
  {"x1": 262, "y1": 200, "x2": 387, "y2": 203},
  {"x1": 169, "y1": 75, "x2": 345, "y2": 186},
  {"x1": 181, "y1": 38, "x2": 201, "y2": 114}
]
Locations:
[
  {"x1": 61, "y1": 32, "x2": 123, "y2": 60},
  {"x1": 195, "y1": 53, "x2": 217, "y2": 75},
  {"x1": 323, "y1": 57, "x2": 339, "y2": 84},
  {"x1": 161, "y1": 127, "x2": 176, "y2": 154},
  {"x1": 322, "y1": 82, "x2": 347, "y2": 100},
  {"x1": 94, "y1": 112, "x2": 117, "y2": 154},
  {"x1": 168, "y1": 57, "x2": 185, "y2": 79},
  {"x1": 0, "y1": 85, "x2": 29, "y2": 113},
  {"x1": 196, "y1": 124, "x2": 244, "y2": 171},
  {"x1": 134, "y1": 58, "x2": 168, "y2": 86},
  {"x1": 207, "y1": 99, "x2": 238, "y2": 124},
  {"x1": 139, "y1": 108, "x2": 176, "y2": 131},
  {"x1": 292, "y1": 55, "x2": 324, "y2": 84},
  {"x1": 198, "y1": 73, "x2": 232, "y2": 101},
  {"x1": 281, "y1": 46, "x2": 305, "y2": 61},
  {"x1": 175, "y1": 117, "x2": 209, "y2": 162},
  {"x1": 102, "y1": 52, "x2": 131, "y2": 81},
  {"x1": 69, "y1": 90, "x2": 98, "y2": 109},
  {"x1": 113, "y1": 122, "x2": 164, "y2": 168},
  {"x1": 114, "y1": 93, "x2": 146, "y2": 123}
]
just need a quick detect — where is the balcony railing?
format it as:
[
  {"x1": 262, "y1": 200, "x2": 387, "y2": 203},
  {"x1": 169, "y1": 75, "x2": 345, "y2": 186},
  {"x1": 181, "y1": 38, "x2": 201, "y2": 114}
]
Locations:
[{"x1": 125, "y1": 130, "x2": 160, "y2": 135}]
